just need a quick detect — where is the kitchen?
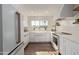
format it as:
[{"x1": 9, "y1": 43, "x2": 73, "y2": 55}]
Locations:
[{"x1": 0, "y1": 4, "x2": 79, "y2": 55}]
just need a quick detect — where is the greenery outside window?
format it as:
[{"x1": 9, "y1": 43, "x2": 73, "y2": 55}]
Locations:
[{"x1": 31, "y1": 20, "x2": 48, "y2": 30}]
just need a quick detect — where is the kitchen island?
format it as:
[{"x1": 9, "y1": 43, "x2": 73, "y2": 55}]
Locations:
[{"x1": 54, "y1": 31, "x2": 79, "y2": 55}]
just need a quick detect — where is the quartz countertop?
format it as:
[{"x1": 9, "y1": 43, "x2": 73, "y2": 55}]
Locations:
[
  {"x1": 52, "y1": 31, "x2": 79, "y2": 44},
  {"x1": 29, "y1": 31, "x2": 51, "y2": 33}
]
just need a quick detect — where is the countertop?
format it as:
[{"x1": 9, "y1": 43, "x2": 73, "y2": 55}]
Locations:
[
  {"x1": 55, "y1": 24, "x2": 79, "y2": 44},
  {"x1": 24, "y1": 32, "x2": 29, "y2": 36},
  {"x1": 52, "y1": 31, "x2": 79, "y2": 44},
  {"x1": 24, "y1": 31, "x2": 79, "y2": 44},
  {"x1": 29, "y1": 31, "x2": 51, "y2": 33}
]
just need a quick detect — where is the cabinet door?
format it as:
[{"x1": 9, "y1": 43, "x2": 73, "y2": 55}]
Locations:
[
  {"x1": 60, "y1": 36, "x2": 79, "y2": 55},
  {"x1": 72, "y1": 42, "x2": 79, "y2": 55},
  {"x1": 29, "y1": 33, "x2": 36, "y2": 42},
  {"x1": 63, "y1": 38, "x2": 79, "y2": 55},
  {"x1": 65, "y1": 39, "x2": 73, "y2": 55},
  {"x1": 62, "y1": 38, "x2": 76, "y2": 55},
  {"x1": 29, "y1": 32, "x2": 51, "y2": 42},
  {"x1": 59, "y1": 36, "x2": 66, "y2": 55},
  {"x1": 24, "y1": 34, "x2": 29, "y2": 48},
  {"x1": 65, "y1": 39, "x2": 79, "y2": 55},
  {"x1": 59, "y1": 36, "x2": 63, "y2": 54}
]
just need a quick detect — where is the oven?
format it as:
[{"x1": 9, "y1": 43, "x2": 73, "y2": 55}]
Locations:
[
  {"x1": 52, "y1": 33, "x2": 59, "y2": 51},
  {"x1": 53, "y1": 33, "x2": 58, "y2": 46}
]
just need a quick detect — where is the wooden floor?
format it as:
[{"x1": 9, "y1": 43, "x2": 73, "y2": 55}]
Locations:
[{"x1": 24, "y1": 42, "x2": 57, "y2": 55}]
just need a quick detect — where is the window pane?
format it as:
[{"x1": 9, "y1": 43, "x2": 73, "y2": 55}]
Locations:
[
  {"x1": 35, "y1": 21, "x2": 39, "y2": 27},
  {"x1": 40, "y1": 20, "x2": 43, "y2": 26},
  {"x1": 31, "y1": 20, "x2": 48, "y2": 27},
  {"x1": 45, "y1": 20, "x2": 48, "y2": 26},
  {"x1": 31, "y1": 21, "x2": 35, "y2": 26}
]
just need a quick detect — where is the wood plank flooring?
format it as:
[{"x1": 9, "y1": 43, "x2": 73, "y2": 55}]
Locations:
[{"x1": 24, "y1": 42, "x2": 57, "y2": 55}]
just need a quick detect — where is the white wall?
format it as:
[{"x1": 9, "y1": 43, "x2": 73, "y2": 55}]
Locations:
[
  {"x1": 28, "y1": 16, "x2": 55, "y2": 31},
  {"x1": 11, "y1": 4, "x2": 65, "y2": 32},
  {"x1": 0, "y1": 4, "x2": 3, "y2": 55},
  {"x1": 60, "y1": 4, "x2": 74, "y2": 17},
  {"x1": 15, "y1": 4, "x2": 63, "y2": 16},
  {"x1": 23, "y1": 16, "x2": 28, "y2": 27},
  {"x1": 56, "y1": 17, "x2": 79, "y2": 37}
]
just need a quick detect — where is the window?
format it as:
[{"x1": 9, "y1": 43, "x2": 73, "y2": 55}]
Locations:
[{"x1": 31, "y1": 20, "x2": 48, "y2": 28}]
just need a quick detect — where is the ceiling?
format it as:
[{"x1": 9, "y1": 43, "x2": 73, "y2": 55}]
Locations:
[{"x1": 13, "y1": 4, "x2": 64, "y2": 16}]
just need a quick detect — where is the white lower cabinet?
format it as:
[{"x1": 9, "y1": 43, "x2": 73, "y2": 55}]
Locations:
[
  {"x1": 59, "y1": 37, "x2": 66, "y2": 55},
  {"x1": 29, "y1": 32, "x2": 51, "y2": 42},
  {"x1": 59, "y1": 36, "x2": 79, "y2": 55},
  {"x1": 72, "y1": 42, "x2": 79, "y2": 55},
  {"x1": 24, "y1": 33, "x2": 29, "y2": 48},
  {"x1": 65, "y1": 39, "x2": 73, "y2": 55}
]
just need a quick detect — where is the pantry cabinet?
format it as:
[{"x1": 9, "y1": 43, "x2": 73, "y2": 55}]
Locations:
[{"x1": 59, "y1": 36, "x2": 79, "y2": 55}]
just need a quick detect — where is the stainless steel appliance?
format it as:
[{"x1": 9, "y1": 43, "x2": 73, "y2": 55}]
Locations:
[
  {"x1": 51, "y1": 33, "x2": 60, "y2": 55},
  {"x1": 52, "y1": 33, "x2": 59, "y2": 52},
  {"x1": 8, "y1": 42, "x2": 24, "y2": 55}
]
